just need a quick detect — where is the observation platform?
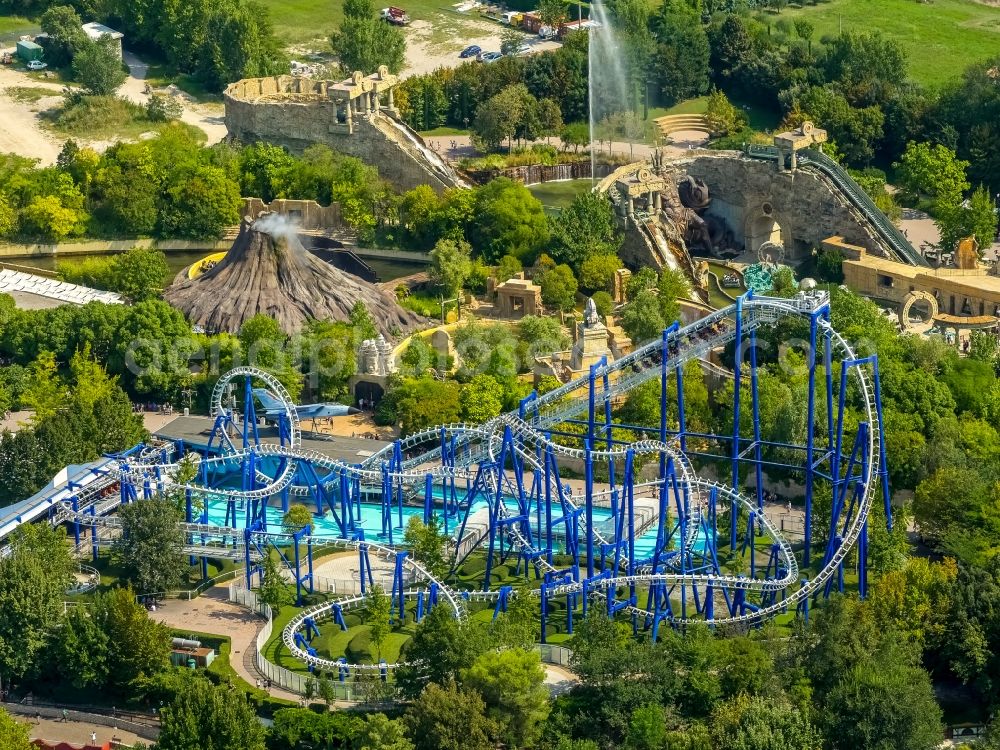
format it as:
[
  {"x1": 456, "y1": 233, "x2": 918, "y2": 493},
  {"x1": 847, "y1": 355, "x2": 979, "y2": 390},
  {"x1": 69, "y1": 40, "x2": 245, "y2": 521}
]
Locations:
[{"x1": 154, "y1": 415, "x2": 389, "y2": 464}]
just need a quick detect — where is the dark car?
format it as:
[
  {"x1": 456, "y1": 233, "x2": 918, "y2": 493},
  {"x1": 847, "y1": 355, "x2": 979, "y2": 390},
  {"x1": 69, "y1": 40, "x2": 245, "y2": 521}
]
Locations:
[{"x1": 460, "y1": 44, "x2": 481, "y2": 58}]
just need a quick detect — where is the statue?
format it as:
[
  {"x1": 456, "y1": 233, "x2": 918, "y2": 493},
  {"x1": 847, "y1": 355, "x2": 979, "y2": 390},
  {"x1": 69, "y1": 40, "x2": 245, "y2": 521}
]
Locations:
[
  {"x1": 359, "y1": 334, "x2": 395, "y2": 376},
  {"x1": 584, "y1": 297, "x2": 600, "y2": 327}
]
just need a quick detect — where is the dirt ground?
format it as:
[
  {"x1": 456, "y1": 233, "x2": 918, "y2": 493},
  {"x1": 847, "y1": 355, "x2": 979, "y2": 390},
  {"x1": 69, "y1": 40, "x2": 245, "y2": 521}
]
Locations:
[
  {"x1": 0, "y1": 49, "x2": 226, "y2": 166},
  {"x1": 402, "y1": 16, "x2": 560, "y2": 78},
  {"x1": 0, "y1": 65, "x2": 66, "y2": 165}
]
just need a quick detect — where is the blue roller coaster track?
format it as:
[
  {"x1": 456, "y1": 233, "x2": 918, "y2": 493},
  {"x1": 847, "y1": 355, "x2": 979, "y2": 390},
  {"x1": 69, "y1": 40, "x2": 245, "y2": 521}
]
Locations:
[{"x1": 1, "y1": 290, "x2": 890, "y2": 678}]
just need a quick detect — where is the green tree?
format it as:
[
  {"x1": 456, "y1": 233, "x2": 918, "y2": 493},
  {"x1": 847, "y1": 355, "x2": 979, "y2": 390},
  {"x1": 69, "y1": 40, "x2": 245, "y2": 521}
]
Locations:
[
  {"x1": 269, "y1": 708, "x2": 365, "y2": 750},
  {"x1": 460, "y1": 374, "x2": 505, "y2": 423},
  {"x1": 657, "y1": 268, "x2": 689, "y2": 324},
  {"x1": 549, "y1": 192, "x2": 621, "y2": 271},
  {"x1": 21, "y1": 350, "x2": 66, "y2": 420},
  {"x1": 821, "y1": 660, "x2": 940, "y2": 750},
  {"x1": 561, "y1": 122, "x2": 590, "y2": 153},
  {"x1": 627, "y1": 704, "x2": 668, "y2": 750},
  {"x1": 935, "y1": 185, "x2": 999, "y2": 254},
  {"x1": 579, "y1": 253, "x2": 622, "y2": 292},
  {"x1": 92, "y1": 587, "x2": 171, "y2": 687},
  {"x1": 0, "y1": 709, "x2": 31, "y2": 750},
  {"x1": 396, "y1": 607, "x2": 487, "y2": 698},
  {"x1": 282, "y1": 504, "x2": 314, "y2": 535},
  {"x1": 429, "y1": 237, "x2": 473, "y2": 297},
  {"x1": 537, "y1": 0, "x2": 567, "y2": 26},
  {"x1": 705, "y1": 88, "x2": 745, "y2": 135},
  {"x1": 258, "y1": 554, "x2": 292, "y2": 615},
  {"x1": 158, "y1": 675, "x2": 267, "y2": 750},
  {"x1": 711, "y1": 694, "x2": 821, "y2": 750},
  {"x1": 366, "y1": 584, "x2": 392, "y2": 660},
  {"x1": 113, "y1": 497, "x2": 185, "y2": 594},
  {"x1": 538, "y1": 263, "x2": 578, "y2": 312},
  {"x1": 158, "y1": 164, "x2": 242, "y2": 239},
  {"x1": 108, "y1": 247, "x2": 170, "y2": 301},
  {"x1": 495, "y1": 254, "x2": 523, "y2": 283},
  {"x1": 894, "y1": 141, "x2": 970, "y2": 201},
  {"x1": 621, "y1": 290, "x2": 666, "y2": 343},
  {"x1": 0, "y1": 192, "x2": 17, "y2": 238},
  {"x1": 0, "y1": 544, "x2": 66, "y2": 680},
  {"x1": 469, "y1": 178, "x2": 549, "y2": 264},
  {"x1": 461, "y1": 648, "x2": 549, "y2": 748},
  {"x1": 391, "y1": 378, "x2": 461, "y2": 436},
  {"x1": 405, "y1": 681, "x2": 496, "y2": 750},
  {"x1": 72, "y1": 37, "x2": 127, "y2": 95},
  {"x1": 331, "y1": 15, "x2": 406, "y2": 75},
  {"x1": 39, "y1": 4, "x2": 86, "y2": 67},
  {"x1": 500, "y1": 27, "x2": 524, "y2": 57},
  {"x1": 403, "y1": 515, "x2": 448, "y2": 579},
  {"x1": 359, "y1": 713, "x2": 415, "y2": 750},
  {"x1": 53, "y1": 604, "x2": 110, "y2": 689},
  {"x1": 21, "y1": 194, "x2": 87, "y2": 241}
]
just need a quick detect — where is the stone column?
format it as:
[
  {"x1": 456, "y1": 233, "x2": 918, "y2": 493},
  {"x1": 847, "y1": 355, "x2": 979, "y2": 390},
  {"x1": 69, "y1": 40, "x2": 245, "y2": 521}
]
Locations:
[
  {"x1": 387, "y1": 87, "x2": 395, "y2": 110},
  {"x1": 789, "y1": 149, "x2": 798, "y2": 171},
  {"x1": 628, "y1": 196, "x2": 635, "y2": 216}
]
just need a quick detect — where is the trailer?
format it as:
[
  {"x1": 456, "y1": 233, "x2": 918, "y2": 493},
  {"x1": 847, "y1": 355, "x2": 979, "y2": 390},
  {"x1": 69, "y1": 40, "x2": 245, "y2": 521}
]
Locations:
[{"x1": 380, "y1": 6, "x2": 411, "y2": 25}]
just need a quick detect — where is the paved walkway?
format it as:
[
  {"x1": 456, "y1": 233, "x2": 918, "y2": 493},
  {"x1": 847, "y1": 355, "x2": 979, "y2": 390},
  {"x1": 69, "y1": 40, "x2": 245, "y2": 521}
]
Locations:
[
  {"x1": 420, "y1": 132, "x2": 710, "y2": 164},
  {"x1": 23, "y1": 716, "x2": 141, "y2": 747},
  {"x1": 153, "y1": 586, "x2": 300, "y2": 702}
]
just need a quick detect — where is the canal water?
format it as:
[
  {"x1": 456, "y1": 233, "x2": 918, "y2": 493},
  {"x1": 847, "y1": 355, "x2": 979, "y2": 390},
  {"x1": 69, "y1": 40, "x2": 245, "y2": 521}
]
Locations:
[{"x1": 13, "y1": 251, "x2": 425, "y2": 285}]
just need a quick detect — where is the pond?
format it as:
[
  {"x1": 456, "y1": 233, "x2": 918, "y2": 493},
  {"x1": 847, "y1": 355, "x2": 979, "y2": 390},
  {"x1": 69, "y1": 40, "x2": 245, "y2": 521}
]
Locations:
[{"x1": 526, "y1": 179, "x2": 595, "y2": 214}]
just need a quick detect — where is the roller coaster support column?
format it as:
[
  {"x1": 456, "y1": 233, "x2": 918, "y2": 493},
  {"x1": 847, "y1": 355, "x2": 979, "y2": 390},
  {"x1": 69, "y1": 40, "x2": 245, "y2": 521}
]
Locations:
[
  {"x1": 71, "y1": 495, "x2": 80, "y2": 547},
  {"x1": 750, "y1": 329, "x2": 764, "y2": 519},
  {"x1": 359, "y1": 543, "x2": 373, "y2": 594},
  {"x1": 391, "y1": 551, "x2": 407, "y2": 624},
  {"x1": 585, "y1": 441, "x2": 595, "y2": 579},
  {"x1": 731, "y1": 297, "x2": 744, "y2": 550},
  {"x1": 241, "y1": 375, "x2": 260, "y2": 451},
  {"x1": 859, "y1": 520, "x2": 868, "y2": 599},
  {"x1": 543, "y1": 441, "x2": 554, "y2": 564},
  {"x1": 89, "y1": 503, "x2": 98, "y2": 562},
  {"x1": 492, "y1": 586, "x2": 512, "y2": 621},
  {"x1": 803, "y1": 305, "x2": 827, "y2": 566},
  {"x1": 424, "y1": 473, "x2": 433, "y2": 524}
]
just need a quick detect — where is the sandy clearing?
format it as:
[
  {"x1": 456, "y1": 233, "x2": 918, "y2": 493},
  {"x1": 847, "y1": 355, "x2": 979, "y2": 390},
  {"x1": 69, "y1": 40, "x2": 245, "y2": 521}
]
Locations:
[
  {"x1": 402, "y1": 16, "x2": 560, "y2": 78},
  {"x1": 0, "y1": 65, "x2": 65, "y2": 165},
  {"x1": 121, "y1": 50, "x2": 229, "y2": 145}
]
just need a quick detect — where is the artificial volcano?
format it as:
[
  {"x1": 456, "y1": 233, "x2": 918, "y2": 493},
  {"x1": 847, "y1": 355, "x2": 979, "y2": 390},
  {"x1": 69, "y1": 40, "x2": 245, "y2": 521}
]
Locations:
[{"x1": 164, "y1": 214, "x2": 424, "y2": 335}]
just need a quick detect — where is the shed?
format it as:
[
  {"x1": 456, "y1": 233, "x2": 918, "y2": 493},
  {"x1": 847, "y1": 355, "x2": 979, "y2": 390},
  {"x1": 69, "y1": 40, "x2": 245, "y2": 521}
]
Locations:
[
  {"x1": 16, "y1": 40, "x2": 43, "y2": 62},
  {"x1": 81, "y1": 22, "x2": 124, "y2": 58}
]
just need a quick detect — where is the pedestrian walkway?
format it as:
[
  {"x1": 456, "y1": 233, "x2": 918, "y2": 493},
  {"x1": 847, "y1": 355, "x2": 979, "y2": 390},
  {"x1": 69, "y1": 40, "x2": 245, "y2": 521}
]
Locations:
[{"x1": 24, "y1": 716, "x2": 142, "y2": 747}]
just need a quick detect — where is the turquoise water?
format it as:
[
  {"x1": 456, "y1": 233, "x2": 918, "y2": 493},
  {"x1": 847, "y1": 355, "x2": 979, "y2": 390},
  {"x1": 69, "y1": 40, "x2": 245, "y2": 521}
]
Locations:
[{"x1": 198, "y1": 490, "x2": 712, "y2": 556}]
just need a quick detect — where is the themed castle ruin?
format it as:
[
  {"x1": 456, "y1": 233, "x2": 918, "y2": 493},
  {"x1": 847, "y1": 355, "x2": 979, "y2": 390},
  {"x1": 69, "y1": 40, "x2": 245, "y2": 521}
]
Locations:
[
  {"x1": 600, "y1": 122, "x2": 928, "y2": 295},
  {"x1": 224, "y1": 68, "x2": 469, "y2": 194}
]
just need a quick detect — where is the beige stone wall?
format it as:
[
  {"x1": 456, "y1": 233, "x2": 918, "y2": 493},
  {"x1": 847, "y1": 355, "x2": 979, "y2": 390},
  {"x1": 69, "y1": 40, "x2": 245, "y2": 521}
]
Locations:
[
  {"x1": 225, "y1": 77, "x2": 458, "y2": 193},
  {"x1": 242, "y1": 198, "x2": 342, "y2": 230},
  {"x1": 681, "y1": 152, "x2": 884, "y2": 260}
]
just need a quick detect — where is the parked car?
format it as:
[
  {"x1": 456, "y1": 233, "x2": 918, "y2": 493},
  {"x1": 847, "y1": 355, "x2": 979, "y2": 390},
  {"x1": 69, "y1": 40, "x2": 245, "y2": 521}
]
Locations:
[
  {"x1": 479, "y1": 51, "x2": 503, "y2": 63},
  {"x1": 515, "y1": 42, "x2": 532, "y2": 56},
  {"x1": 26, "y1": 59, "x2": 47, "y2": 71},
  {"x1": 460, "y1": 44, "x2": 481, "y2": 58}
]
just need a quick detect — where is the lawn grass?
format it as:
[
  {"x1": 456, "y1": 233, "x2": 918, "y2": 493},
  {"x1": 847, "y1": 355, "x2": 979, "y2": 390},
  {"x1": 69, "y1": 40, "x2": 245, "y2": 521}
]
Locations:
[
  {"x1": 781, "y1": 0, "x2": 1000, "y2": 89},
  {"x1": 4, "y1": 85, "x2": 61, "y2": 103},
  {"x1": 45, "y1": 95, "x2": 206, "y2": 143},
  {"x1": 418, "y1": 125, "x2": 470, "y2": 137},
  {"x1": 0, "y1": 14, "x2": 37, "y2": 43},
  {"x1": 259, "y1": 0, "x2": 492, "y2": 46}
]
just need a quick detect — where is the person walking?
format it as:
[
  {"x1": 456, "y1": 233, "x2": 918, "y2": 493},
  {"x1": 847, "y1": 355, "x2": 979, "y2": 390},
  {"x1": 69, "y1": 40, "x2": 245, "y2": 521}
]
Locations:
[{"x1": 91, "y1": 732, "x2": 97, "y2": 744}]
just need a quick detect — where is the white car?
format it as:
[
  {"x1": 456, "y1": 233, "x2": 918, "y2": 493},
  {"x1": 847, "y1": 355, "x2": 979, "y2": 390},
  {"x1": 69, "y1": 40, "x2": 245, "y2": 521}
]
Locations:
[{"x1": 26, "y1": 59, "x2": 48, "y2": 71}]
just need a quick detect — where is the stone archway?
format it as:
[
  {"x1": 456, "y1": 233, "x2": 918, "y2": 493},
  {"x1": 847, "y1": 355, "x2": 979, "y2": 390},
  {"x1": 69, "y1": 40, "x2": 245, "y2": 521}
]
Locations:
[
  {"x1": 899, "y1": 290, "x2": 938, "y2": 333},
  {"x1": 745, "y1": 204, "x2": 784, "y2": 255}
]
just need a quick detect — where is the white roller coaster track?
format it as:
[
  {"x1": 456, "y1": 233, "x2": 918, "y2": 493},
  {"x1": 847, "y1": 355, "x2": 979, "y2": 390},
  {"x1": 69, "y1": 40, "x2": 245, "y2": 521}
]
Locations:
[{"x1": 51, "y1": 292, "x2": 876, "y2": 635}]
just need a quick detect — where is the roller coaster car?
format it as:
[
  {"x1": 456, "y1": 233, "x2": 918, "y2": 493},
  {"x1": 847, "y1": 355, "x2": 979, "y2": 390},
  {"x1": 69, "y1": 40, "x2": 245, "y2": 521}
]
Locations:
[{"x1": 722, "y1": 273, "x2": 741, "y2": 288}]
